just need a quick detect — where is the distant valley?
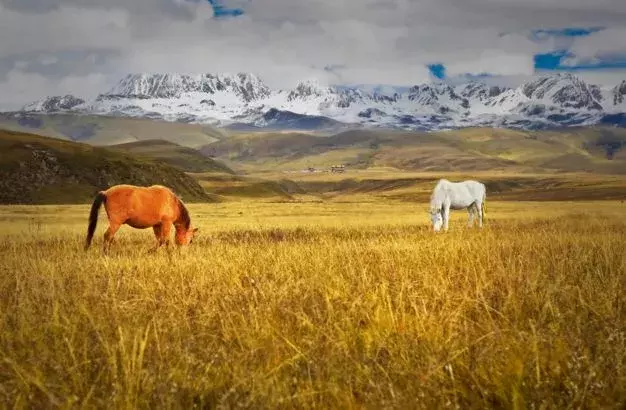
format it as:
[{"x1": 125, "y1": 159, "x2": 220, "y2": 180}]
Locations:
[
  {"x1": 2, "y1": 97, "x2": 626, "y2": 205},
  {"x1": 2, "y1": 123, "x2": 626, "y2": 205},
  {"x1": 1, "y1": 111, "x2": 625, "y2": 176}
]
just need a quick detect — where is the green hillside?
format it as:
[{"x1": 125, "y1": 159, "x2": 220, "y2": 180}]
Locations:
[
  {"x1": 110, "y1": 139, "x2": 234, "y2": 174},
  {"x1": 0, "y1": 113, "x2": 229, "y2": 148},
  {"x1": 0, "y1": 130, "x2": 212, "y2": 204}
]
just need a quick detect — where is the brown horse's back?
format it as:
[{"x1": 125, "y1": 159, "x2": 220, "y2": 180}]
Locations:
[{"x1": 103, "y1": 185, "x2": 179, "y2": 228}]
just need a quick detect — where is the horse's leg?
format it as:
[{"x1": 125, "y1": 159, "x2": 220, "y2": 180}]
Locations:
[
  {"x1": 160, "y1": 220, "x2": 173, "y2": 248},
  {"x1": 443, "y1": 204, "x2": 451, "y2": 232},
  {"x1": 150, "y1": 224, "x2": 162, "y2": 253},
  {"x1": 467, "y1": 205, "x2": 475, "y2": 228},
  {"x1": 477, "y1": 201, "x2": 483, "y2": 228},
  {"x1": 159, "y1": 220, "x2": 174, "y2": 257},
  {"x1": 103, "y1": 222, "x2": 121, "y2": 255}
]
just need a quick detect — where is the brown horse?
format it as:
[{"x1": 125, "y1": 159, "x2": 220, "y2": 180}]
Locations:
[{"x1": 84, "y1": 184, "x2": 198, "y2": 253}]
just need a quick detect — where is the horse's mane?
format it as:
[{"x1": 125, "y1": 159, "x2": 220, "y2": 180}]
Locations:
[
  {"x1": 431, "y1": 179, "x2": 448, "y2": 194},
  {"x1": 430, "y1": 179, "x2": 449, "y2": 206},
  {"x1": 176, "y1": 196, "x2": 191, "y2": 230}
]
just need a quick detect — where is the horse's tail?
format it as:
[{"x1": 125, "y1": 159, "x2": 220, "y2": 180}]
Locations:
[{"x1": 85, "y1": 191, "x2": 106, "y2": 250}]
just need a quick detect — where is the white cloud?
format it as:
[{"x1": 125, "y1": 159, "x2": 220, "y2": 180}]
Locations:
[
  {"x1": 573, "y1": 70, "x2": 626, "y2": 87},
  {"x1": 445, "y1": 53, "x2": 536, "y2": 77},
  {"x1": 564, "y1": 27, "x2": 626, "y2": 65},
  {"x1": 0, "y1": 69, "x2": 109, "y2": 111},
  {"x1": 0, "y1": 0, "x2": 625, "y2": 110},
  {"x1": 0, "y1": 6, "x2": 131, "y2": 56},
  {"x1": 13, "y1": 61, "x2": 29, "y2": 70},
  {"x1": 38, "y1": 55, "x2": 59, "y2": 66}
]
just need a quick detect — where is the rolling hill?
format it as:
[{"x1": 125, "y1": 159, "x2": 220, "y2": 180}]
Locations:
[
  {"x1": 201, "y1": 126, "x2": 626, "y2": 174},
  {"x1": 0, "y1": 113, "x2": 230, "y2": 148},
  {"x1": 110, "y1": 139, "x2": 234, "y2": 174},
  {"x1": 0, "y1": 130, "x2": 212, "y2": 204},
  {"x1": 192, "y1": 173, "x2": 305, "y2": 200}
]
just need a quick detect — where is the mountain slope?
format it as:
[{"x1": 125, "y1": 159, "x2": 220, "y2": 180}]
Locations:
[
  {"x1": 0, "y1": 113, "x2": 229, "y2": 148},
  {"x1": 202, "y1": 127, "x2": 626, "y2": 174},
  {"x1": 0, "y1": 130, "x2": 211, "y2": 204},
  {"x1": 102, "y1": 73, "x2": 271, "y2": 101},
  {"x1": 15, "y1": 72, "x2": 626, "y2": 131},
  {"x1": 110, "y1": 139, "x2": 234, "y2": 174}
]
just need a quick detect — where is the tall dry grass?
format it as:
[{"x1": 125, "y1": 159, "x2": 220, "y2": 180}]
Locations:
[{"x1": 0, "y1": 201, "x2": 625, "y2": 408}]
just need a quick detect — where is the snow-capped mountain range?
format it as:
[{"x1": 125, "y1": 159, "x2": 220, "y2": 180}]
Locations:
[{"x1": 17, "y1": 72, "x2": 626, "y2": 131}]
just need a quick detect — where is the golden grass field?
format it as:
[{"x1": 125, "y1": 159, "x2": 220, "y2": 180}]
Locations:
[{"x1": 1, "y1": 198, "x2": 626, "y2": 409}]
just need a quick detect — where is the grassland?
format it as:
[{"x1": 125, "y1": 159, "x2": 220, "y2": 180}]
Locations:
[
  {"x1": 191, "y1": 169, "x2": 626, "y2": 203},
  {"x1": 2, "y1": 123, "x2": 626, "y2": 407},
  {"x1": 1, "y1": 198, "x2": 625, "y2": 408}
]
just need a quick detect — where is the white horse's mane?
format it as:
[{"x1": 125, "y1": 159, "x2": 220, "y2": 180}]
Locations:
[{"x1": 430, "y1": 179, "x2": 450, "y2": 209}]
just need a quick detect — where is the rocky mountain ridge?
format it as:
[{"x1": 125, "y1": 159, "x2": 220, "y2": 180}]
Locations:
[{"x1": 16, "y1": 72, "x2": 626, "y2": 131}]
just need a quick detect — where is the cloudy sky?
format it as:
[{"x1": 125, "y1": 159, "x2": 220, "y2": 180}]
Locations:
[{"x1": 1, "y1": 0, "x2": 626, "y2": 110}]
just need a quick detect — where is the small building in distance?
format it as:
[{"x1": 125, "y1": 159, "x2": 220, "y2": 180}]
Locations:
[{"x1": 330, "y1": 164, "x2": 346, "y2": 173}]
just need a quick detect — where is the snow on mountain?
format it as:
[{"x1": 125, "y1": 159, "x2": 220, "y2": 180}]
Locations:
[
  {"x1": 68, "y1": 72, "x2": 274, "y2": 124},
  {"x1": 520, "y1": 73, "x2": 603, "y2": 110},
  {"x1": 17, "y1": 72, "x2": 626, "y2": 131},
  {"x1": 101, "y1": 73, "x2": 271, "y2": 102},
  {"x1": 611, "y1": 81, "x2": 626, "y2": 109},
  {"x1": 22, "y1": 95, "x2": 85, "y2": 113},
  {"x1": 405, "y1": 83, "x2": 469, "y2": 116},
  {"x1": 458, "y1": 82, "x2": 508, "y2": 102}
]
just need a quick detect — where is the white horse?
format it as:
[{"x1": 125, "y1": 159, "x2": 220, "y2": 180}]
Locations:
[{"x1": 429, "y1": 179, "x2": 486, "y2": 232}]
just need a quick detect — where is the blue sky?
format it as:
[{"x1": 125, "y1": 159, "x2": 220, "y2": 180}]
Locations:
[
  {"x1": 206, "y1": 0, "x2": 244, "y2": 18},
  {"x1": 427, "y1": 64, "x2": 446, "y2": 80},
  {"x1": 532, "y1": 27, "x2": 626, "y2": 71}
]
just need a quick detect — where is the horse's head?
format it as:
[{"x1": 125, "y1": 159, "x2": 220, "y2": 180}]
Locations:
[
  {"x1": 176, "y1": 226, "x2": 199, "y2": 246},
  {"x1": 430, "y1": 209, "x2": 443, "y2": 232}
]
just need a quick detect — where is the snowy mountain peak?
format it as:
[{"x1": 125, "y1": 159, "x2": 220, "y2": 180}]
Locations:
[
  {"x1": 15, "y1": 72, "x2": 626, "y2": 131},
  {"x1": 521, "y1": 73, "x2": 603, "y2": 110},
  {"x1": 103, "y1": 73, "x2": 188, "y2": 98},
  {"x1": 100, "y1": 72, "x2": 271, "y2": 102},
  {"x1": 613, "y1": 80, "x2": 626, "y2": 105},
  {"x1": 287, "y1": 80, "x2": 333, "y2": 101},
  {"x1": 457, "y1": 81, "x2": 508, "y2": 101},
  {"x1": 406, "y1": 83, "x2": 469, "y2": 114},
  {"x1": 22, "y1": 95, "x2": 85, "y2": 112},
  {"x1": 407, "y1": 83, "x2": 461, "y2": 102}
]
